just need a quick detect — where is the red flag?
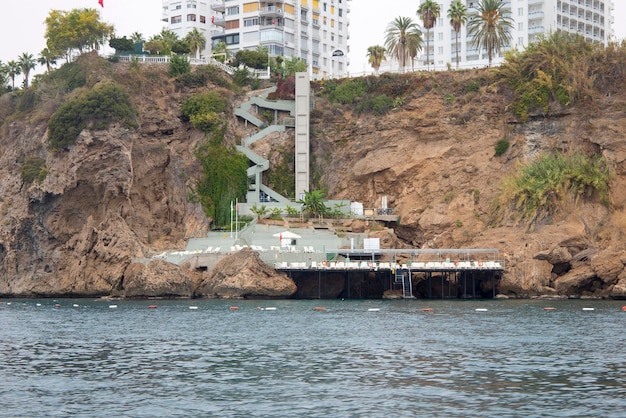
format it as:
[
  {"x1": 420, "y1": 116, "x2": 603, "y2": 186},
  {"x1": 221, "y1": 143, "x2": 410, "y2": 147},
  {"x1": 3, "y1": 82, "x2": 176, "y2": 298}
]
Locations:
[{"x1": 98, "y1": 0, "x2": 104, "y2": 7}]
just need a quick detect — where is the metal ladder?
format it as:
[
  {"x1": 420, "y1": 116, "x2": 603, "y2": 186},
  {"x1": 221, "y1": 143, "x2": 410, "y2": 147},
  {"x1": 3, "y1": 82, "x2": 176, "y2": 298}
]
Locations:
[{"x1": 395, "y1": 271, "x2": 413, "y2": 299}]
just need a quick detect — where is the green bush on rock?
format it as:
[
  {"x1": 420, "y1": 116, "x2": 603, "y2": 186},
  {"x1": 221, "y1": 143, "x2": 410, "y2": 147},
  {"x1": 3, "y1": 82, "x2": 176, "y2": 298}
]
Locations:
[{"x1": 47, "y1": 82, "x2": 137, "y2": 150}]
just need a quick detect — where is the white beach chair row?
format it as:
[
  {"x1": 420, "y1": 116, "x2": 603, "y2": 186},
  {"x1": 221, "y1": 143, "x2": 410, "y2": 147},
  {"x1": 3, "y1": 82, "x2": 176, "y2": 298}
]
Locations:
[{"x1": 274, "y1": 260, "x2": 503, "y2": 270}]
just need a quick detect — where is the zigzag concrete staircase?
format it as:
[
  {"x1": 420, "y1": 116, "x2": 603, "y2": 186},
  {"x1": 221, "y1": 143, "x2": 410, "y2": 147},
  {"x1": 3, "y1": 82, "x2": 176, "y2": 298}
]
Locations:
[{"x1": 234, "y1": 88, "x2": 296, "y2": 209}]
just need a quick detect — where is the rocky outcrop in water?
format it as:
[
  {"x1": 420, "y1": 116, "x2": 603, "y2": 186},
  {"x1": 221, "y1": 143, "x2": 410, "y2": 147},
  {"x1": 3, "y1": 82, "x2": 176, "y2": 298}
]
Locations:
[{"x1": 195, "y1": 248, "x2": 297, "y2": 299}]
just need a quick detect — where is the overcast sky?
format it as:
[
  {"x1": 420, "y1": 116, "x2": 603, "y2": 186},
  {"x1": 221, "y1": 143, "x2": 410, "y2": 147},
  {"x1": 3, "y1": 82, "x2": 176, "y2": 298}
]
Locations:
[{"x1": 1, "y1": 0, "x2": 625, "y2": 82}]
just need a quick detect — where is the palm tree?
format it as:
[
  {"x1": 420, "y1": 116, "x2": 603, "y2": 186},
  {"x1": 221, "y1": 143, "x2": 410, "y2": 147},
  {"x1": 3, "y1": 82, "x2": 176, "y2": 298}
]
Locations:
[
  {"x1": 7, "y1": 60, "x2": 21, "y2": 90},
  {"x1": 448, "y1": 1, "x2": 468, "y2": 69},
  {"x1": 0, "y1": 61, "x2": 8, "y2": 90},
  {"x1": 130, "y1": 32, "x2": 145, "y2": 44},
  {"x1": 38, "y1": 48, "x2": 58, "y2": 73},
  {"x1": 384, "y1": 16, "x2": 421, "y2": 73},
  {"x1": 185, "y1": 28, "x2": 207, "y2": 59},
  {"x1": 406, "y1": 29, "x2": 424, "y2": 71},
  {"x1": 155, "y1": 29, "x2": 179, "y2": 54},
  {"x1": 366, "y1": 45, "x2": 387, "y2": 74},
  {"x1": 417, "y1": 0, "x2": 441, "y2": 70},
  {"x1": 18, "y1": 53, "x2": 36, "y2": 88},
  {"x1": 211, "y1": 41, "x2": 230, "y2": 63},
  {"x1": 298, "y1": 190, "x2": 328, "y2": 219},
  {"x1": 467, "y1": 0, "x2": 513, "y2": 67}
]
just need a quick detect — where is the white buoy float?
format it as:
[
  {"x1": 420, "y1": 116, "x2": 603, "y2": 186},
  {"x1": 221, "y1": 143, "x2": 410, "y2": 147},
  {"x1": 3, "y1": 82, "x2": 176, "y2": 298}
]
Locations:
[
  {"x1": 109, "y1": 305, "x2": 118, "y2": 309},
  {"x1": 189, "y1": 306, "x2": 198, "y2": 310},
  {"x1": 582, "y1": 307, "x2": 595, "y2": 311},
  {"x1": 475, "y1": 308, "x2": 489, "y2": 312},
  {"x1": 73, "y1": 304, "x2": 79, "y2": 307},
  {"x1": 264, "y1": 307, "x2": 277, "y2": 311},
  {"x1": 367, "y1": 308, "x2": 380, "y2": 312}
]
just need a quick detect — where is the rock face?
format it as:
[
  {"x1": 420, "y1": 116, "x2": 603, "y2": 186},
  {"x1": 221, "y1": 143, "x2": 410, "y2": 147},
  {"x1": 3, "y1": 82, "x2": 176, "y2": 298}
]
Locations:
[
  {"x1": 122, "y1": 260, "x2": 199, "y2": 298},
  {"x1": 196, "y1": 248, "x2": 297, "y2": 298},
  {"x1": 2, "y1": 57, "x2": 626, "y2": 299}
]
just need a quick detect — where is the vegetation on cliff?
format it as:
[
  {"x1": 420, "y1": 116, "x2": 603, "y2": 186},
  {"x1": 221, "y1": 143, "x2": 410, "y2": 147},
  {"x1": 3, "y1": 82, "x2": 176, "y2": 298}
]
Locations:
[
  {"x1": 48, "y1": 81, "x2": 138, "y2": 150},
  {"x1": 494, "y1": 153, "x2": 611, "y2": 225},
  {"x1": 498, "y1": 33, "x2": 626, "y2": 121}
]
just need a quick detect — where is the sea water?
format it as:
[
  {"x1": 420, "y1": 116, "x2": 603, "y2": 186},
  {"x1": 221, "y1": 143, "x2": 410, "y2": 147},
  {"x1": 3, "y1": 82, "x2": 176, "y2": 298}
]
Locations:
[{"x1": 1, "y1": 299, "x2": 625, "y2": 417}]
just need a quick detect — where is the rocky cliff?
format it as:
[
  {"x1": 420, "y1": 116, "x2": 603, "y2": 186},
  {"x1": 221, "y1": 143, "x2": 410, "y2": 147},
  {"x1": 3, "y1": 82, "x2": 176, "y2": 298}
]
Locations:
[{"x1": 1, "y1": 53, "x2": 625, "y2": 299}]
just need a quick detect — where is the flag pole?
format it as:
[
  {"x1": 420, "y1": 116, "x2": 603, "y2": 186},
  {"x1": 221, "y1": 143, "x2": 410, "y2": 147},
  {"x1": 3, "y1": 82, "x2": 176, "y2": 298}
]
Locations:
[
  {"x1": 230, "y1": 201, "x2": 233, "y2": 238},
  {"x1": 235, "y1": 198, "x2": 239, "y2": 241}
]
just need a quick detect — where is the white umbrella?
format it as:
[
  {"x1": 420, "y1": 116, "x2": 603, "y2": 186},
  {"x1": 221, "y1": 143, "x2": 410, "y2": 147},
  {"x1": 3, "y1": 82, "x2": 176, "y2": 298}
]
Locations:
[{"x1": 272, "y1": 231, "x2": 301, "y2": 239}]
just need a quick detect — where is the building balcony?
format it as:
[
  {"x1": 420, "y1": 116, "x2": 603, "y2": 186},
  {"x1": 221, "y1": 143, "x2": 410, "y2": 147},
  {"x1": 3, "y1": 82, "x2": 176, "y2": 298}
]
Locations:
[
  {"x1": 529, "y1": 11, "x2": 545, "y2": 20},
  {"x1": 212, "y1": 16, "x2": 225, "y2": 26},
  {"x1": 211, "y1": 1, "x2": 225, "y2": 12},
  {"x1": 260, "y1": 7, "x2": 284, "y2": 17},
  {"x1": 528, "y1": 26, "x2": 545, "y2": 34}
]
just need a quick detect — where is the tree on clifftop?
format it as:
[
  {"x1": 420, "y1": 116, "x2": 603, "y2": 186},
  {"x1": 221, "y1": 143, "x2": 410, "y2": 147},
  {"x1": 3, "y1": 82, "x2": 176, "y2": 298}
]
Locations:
[
  {"x1": 366, "y1": 45, "x2": 386, "y2": 74},
  {"x1": 45, "y1": 8, "x2": 114, "y2": 60},
  {"x1": 417, "y1": 0, "x2": 441, "y2": 70},
  {"x1": 467, "y1": 0, "x2": 513, "y2": 67}
]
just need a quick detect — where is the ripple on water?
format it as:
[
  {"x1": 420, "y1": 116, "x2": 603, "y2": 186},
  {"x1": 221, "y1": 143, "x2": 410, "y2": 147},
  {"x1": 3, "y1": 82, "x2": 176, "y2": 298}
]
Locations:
[{"x1": 0, "y1": 299, "x2": 625, "y2": 416}]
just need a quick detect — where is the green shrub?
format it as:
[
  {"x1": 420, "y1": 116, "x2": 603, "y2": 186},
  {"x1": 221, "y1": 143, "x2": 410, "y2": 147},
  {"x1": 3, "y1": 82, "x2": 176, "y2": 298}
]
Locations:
[
  {"x1": 21, "y1": 157, "x2": 48, "y2": 184},
  {"x1": 494, "y1": 139, "x2": 510, "y2": 156},
  {"x1": 329, "y1": 79, "x2": 367, "y2": 104},
  {"x1": 48, "y1": 82, "x2": 138, "y2": 150},
  {"x1": 355, "y1": 94, "x2": 394, "y2": 115},
  {"x1": 443, "y1": 93, "x2": 455, "y2": 104},
  {"x1": 268, "y1": 208, "x2": 283, "y2": 220},
  {"x1": 496, "y1": 153, "x2": 611, "y2": 223},
  {"x1": 465, "y1": 81, "x2": 480, "y2": 93},
  {"x1": 233, "y1": 67, "x2": 250, "y2": 87},
  {"x1": 168, "y1": 54, "x2": 191, "y2": 77},
  {"x1": 195, "y1": 126, "x2": 248, "y2": 227},
  {"x1": 181, "y1": 91, "x2": 227, "y2": 133}
]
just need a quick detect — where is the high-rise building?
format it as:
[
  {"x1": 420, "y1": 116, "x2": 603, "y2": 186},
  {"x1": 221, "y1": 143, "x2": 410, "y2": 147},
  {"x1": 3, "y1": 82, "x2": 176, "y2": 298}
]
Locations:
[
  {"x1": 417, "y1": 0, "x2": 614, "y2": 69},
  {"x1": 162, "y1": 0, "x2": 351, "y2": 78},
  {"x1": 161, "y1": 0, "x2": 214, "y2": 57}
]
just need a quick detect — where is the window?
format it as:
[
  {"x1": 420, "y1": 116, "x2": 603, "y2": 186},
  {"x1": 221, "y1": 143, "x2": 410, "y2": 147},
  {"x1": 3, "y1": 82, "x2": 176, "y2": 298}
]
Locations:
[
  {"x1": 323, "y1": 2, "x2": 327, "y2": 11},
  {"x1": 438, "y1": 46, "x2": 443, "y2": 54},
  {"x1": 171, "y1": 15, "x2": 182, "y2": 24},
  {"x1": 518, "y1": 22, "x2": 523, "y2": 31},
  {"x1": 187, "y1": 2, "x2": 196, "y2": 8},
  {"x1": 243, "y1": 31, "x2": 259, "y2": 42},
  {"x1": 187, "y1": 14, "x2": 196, "y2": 21},
  {"x1": 227, "y1": 6, "x2": 239, "y2": 15},
  {"x1": 338, "y1": 8, "x2": 342, "y2": 17},
  {"x1": 518, "y1": 7, "x2": 524, "y2": 16},
  {"x1": 518, "y1": 37, "x2": 524, "y2": 46},
  {"x1": 200, "y1": 15, "x2": 206, "y2": 23},
  {"x1": 174, "y1": 4, "x2": 182, "y2": 10},
  {"x1": 225, "y1": 34, "x2": 240, "y2": 45},
  {"x1": 438, "y1": 32, "x2": 443, "y2": 41},
  {"x1": 301, "y1": 10, "x2": 307, "y2": 22},
  {"x1": 244, "y1": 18, "x2": 259, "y2": 27}
]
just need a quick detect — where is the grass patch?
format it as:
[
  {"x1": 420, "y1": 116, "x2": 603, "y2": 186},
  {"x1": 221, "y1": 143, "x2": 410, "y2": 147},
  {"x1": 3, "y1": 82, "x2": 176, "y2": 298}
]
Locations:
[
  {"x1": 495, "y1": 153, "x2": 611, "y2": 224},
  {"x1": 494, "y1": 139, "x2": 510, "y2": 156}
]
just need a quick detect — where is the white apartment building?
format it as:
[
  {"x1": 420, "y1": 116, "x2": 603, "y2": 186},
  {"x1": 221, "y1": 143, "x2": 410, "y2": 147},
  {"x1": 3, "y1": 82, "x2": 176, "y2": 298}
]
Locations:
[
  {"x1": 161, "y1": 0, "x2": 214, "y2": 57},
  {"x1": 417, "y1": 0, "x2": 614, "y2": 69},
  {"x1": 162, "y1": 0, "x2": 352, "y2": 78}
]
